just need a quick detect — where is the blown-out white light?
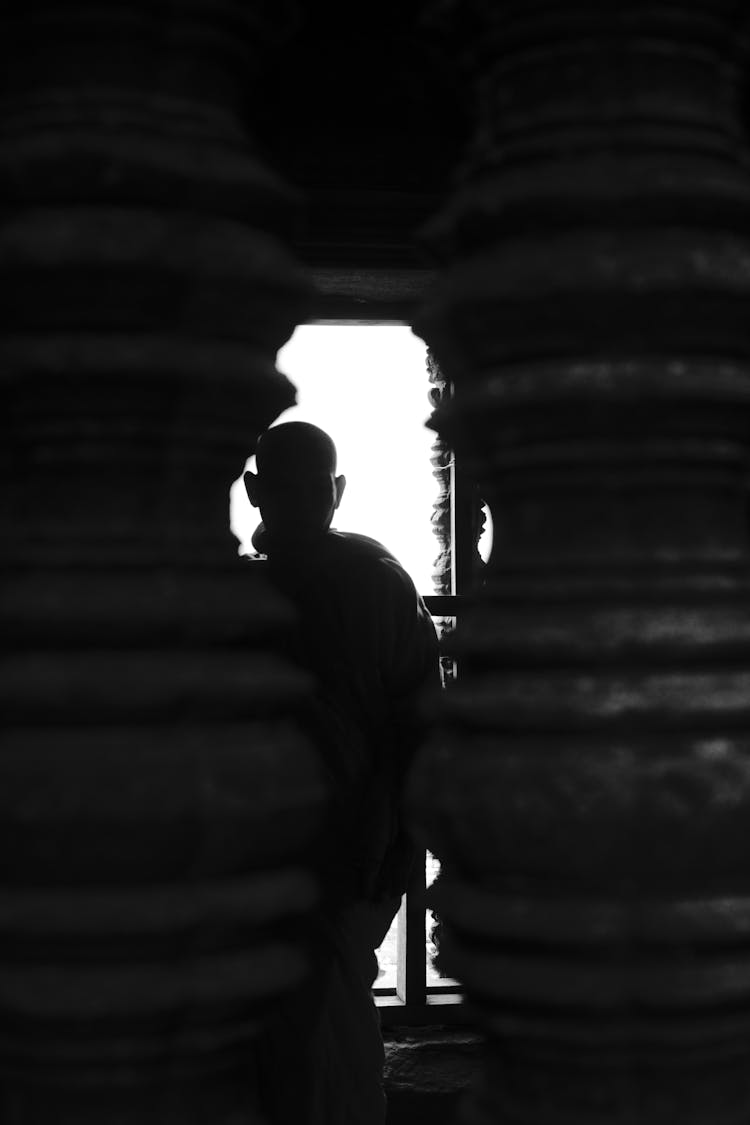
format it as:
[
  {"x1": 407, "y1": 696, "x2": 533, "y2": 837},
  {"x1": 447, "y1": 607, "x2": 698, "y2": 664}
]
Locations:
[{"x1": 230, "y1": 324, "x2": 437, "y2": 595}]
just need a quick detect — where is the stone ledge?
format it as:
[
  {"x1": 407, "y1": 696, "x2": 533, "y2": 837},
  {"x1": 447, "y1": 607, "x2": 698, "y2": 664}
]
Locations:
[
  {"x1": 384, "y1": 1027, "x2": 480, "y2": 1124},
  {"x1": 385, "y1": 1027, "x2": 480, "y2": 1093}
]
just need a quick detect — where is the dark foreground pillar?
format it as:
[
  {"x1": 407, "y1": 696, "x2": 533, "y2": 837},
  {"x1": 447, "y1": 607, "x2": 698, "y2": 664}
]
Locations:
[
  {"x1": 410, "y1": 3, "x2": 750, "y2": 1122},
  {"x1": 0, "y1": 4, "x2": 324, "y2": 1122}
]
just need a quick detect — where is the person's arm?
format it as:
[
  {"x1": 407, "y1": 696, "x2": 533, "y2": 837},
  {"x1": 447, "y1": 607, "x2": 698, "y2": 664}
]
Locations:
[
  {"x1": 361, "y1": 560, "x2": 441, "y2": 900},
  {"x1": 380, "y1": 558, "x2": 441, "y2": 770}
]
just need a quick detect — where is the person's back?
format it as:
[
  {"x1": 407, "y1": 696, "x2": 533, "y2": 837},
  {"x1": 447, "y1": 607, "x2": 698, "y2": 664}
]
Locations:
[
  {"x1": 252, "y1": 524, "x2": 437, "y2": 899},
  {"x1": 244, "y1": 422, "x2": 440, "y2": 1124}
]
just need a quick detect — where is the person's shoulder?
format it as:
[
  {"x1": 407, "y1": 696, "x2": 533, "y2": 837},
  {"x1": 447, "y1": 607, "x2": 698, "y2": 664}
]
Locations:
[
  {"x1": 327, "y1": 531, "x2": 411, "y2": 582},
  {"x1": 327, "y1": 531, "x2": 422, "y2": 599},
  {"x1": 327, "y1": 530, "x2": 398, "y2": 564}
]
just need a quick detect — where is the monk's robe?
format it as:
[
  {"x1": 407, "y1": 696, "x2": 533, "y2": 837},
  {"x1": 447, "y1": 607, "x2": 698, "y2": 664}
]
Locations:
[{"x1": 247, "y1": 528, "x2": 440, "y2": 1125}]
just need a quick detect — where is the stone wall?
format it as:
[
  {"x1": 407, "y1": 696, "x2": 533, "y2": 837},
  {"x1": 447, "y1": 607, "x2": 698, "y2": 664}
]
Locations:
[{"x1": 384, "y1": 1028, "x2": 480, "y2": 1125}]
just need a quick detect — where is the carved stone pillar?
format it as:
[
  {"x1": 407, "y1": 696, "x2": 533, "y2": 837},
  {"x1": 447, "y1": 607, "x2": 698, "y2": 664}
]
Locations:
[
  {"x1": 429, "y1": 349, "x2": 453, "y2": 598},
  {"x1": 0, "y1": 4, "x2": 323, "y2": 1122},
  {"x1": 410, "y1": 3, "x2": 750, "y2": 1121}
]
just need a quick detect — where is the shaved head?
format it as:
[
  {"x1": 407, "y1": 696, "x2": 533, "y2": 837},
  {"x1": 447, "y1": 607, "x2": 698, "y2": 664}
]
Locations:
[
  {"x1": 256, "y1": 422, "x2": 337, "y2": 479},
  {"x1": 245, "y1": 421, "x2": 346, "y2": 545}
]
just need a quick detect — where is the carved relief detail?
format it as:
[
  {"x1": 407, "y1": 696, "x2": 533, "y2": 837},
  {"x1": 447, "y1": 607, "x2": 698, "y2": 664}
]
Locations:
[{"x1": 428, "y1": 347, "x2": 452, "y2": 597}]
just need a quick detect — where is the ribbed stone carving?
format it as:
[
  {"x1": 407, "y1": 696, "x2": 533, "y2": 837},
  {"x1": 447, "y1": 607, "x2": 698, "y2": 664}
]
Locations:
[
  {"x1": 428, "y1": 349, "x2": 452, "y2": 596},
  {"x1": 0, "y1": 3, "x2": 322, "y2": 1122},
  {"x1": 410, "y1": 3, "x2": 750, "y2": 1122}
]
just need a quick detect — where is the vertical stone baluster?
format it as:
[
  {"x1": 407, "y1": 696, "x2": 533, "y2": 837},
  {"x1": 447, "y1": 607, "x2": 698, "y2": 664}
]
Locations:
[
  {"x1": 0, "y1": 3, "x2": 324, "y2": 1122},
  {"x1": 411, "y1": 2, "x2": 750, "y2": 1121},
  {"x1": 429, "y1": 349, "x2": 453, "y2": 599}
]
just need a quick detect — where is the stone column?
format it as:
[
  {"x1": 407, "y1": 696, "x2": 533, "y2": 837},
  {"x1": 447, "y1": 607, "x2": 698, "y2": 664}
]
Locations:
[
  {"x1": 0, "y1": 3, "x2": 323, "y2": 1122},
  {"x1": 429, "y1": 349, "x2": 453, "y2": 599},
  {"x1": 410, "y1": 2, "x2": 750, "y2": 1121}
]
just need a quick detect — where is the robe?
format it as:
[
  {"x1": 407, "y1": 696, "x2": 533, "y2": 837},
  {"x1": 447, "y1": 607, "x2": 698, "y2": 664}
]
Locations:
[{"x1": 248, "y1": 528, "x2": 440, "y2": 1124}]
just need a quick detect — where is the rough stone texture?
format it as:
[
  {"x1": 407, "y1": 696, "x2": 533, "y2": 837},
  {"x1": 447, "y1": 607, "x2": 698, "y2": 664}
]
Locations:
[
  {"x1": 384, "y1": 1029, "x2": 480, "y2": 1125},
  {"x1": 251, "y1": 0, "x2": 469, "y2": 316},
  {"x1": 0, "y1": 3, "x2": 324, "y2": 1122},
  {"x1": 385, "y1": 1028, "x2": 479, "y2": 1093},
  {"x1": 409, "y1": 3, "x2": 750, "y2": 1123},
  {"x1": 429, "y1": 350, "x2": 452, "y2": 597}
]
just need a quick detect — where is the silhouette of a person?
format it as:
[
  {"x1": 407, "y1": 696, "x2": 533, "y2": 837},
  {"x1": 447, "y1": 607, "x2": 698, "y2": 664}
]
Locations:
[{"x1": 244, "y1": 421, "x2": 440, "y2": 1125}]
